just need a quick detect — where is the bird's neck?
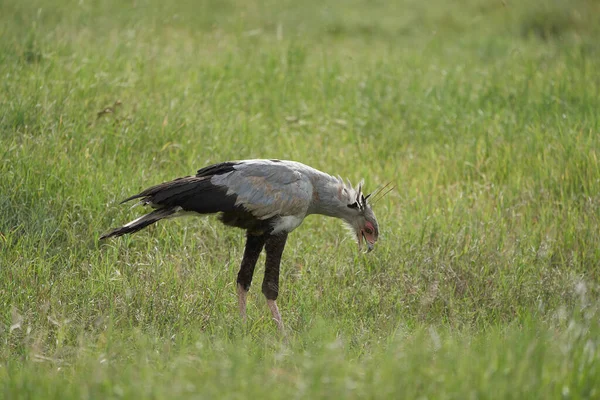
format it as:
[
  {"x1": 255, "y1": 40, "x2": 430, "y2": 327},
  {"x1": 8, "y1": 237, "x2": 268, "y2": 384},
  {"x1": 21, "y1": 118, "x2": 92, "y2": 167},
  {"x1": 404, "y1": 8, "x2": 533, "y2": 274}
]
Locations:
[{"x1": 308, "y1": 173, "x2": 355, "y2": 219}]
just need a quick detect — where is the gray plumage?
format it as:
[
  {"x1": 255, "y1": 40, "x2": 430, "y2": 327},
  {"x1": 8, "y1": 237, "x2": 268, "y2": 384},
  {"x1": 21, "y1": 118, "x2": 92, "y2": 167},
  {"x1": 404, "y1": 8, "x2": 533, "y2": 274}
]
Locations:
[{"x1": 101, "y1": 159, "x2": 380, "y2": 331}]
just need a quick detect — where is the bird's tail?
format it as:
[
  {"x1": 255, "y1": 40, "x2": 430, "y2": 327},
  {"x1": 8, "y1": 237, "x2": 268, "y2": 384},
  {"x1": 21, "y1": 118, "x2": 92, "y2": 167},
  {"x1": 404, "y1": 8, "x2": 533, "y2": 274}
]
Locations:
[{"x1": 100, "y1": 207, "x2": 177, "y2": 240}]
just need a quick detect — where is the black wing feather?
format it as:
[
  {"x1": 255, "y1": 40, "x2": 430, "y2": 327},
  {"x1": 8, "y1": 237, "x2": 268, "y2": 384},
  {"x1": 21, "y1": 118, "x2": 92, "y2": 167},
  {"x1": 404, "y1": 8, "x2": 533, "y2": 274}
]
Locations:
[
  {"x1": 196, "y1": 161, "x2": 238, "y2": 178},
  {"x1": 102, "y1": 161, "x2": 255, "y2": 239},
  {"x1": 121, "y1": 176, "x2": 237, "y2": 214}
]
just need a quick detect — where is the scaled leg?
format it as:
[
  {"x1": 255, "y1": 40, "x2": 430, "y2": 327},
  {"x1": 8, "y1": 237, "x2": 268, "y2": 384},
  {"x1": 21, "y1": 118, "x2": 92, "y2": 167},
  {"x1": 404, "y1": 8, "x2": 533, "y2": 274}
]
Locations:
[
  {"x1": 236, "y1": 233, "x2": 266, "y2": 321},
  {"x1": 262, "y1": 233, "x2": 288, "y2": 331}
]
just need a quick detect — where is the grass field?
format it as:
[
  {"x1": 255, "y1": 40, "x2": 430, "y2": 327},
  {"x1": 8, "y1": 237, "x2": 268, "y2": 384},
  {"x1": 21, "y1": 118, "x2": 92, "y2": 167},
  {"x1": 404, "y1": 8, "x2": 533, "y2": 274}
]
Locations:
[{"x1": 2, "y1": 0, "x2": 600, "y2": 398}]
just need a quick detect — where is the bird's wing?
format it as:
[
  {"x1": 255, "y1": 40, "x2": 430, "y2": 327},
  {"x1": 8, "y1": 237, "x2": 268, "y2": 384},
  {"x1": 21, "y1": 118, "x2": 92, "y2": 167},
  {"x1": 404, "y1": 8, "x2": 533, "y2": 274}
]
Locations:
[{"x1": 210, "y1": 160, "x2": 313, "y2": 220}]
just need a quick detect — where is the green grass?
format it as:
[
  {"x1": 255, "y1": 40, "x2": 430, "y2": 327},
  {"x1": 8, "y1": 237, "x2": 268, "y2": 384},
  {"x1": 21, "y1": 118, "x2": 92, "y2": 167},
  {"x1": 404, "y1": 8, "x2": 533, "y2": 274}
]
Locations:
[{"x1": 2, "y1": 0, "x2": 600, "y2": 398}]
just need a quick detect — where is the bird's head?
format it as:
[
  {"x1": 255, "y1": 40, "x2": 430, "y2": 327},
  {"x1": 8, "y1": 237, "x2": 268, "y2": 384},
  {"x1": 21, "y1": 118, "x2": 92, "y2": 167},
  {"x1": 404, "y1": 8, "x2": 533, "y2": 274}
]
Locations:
[{"x1": 344, "y1": 182, "x2": 379, "y2": 253}]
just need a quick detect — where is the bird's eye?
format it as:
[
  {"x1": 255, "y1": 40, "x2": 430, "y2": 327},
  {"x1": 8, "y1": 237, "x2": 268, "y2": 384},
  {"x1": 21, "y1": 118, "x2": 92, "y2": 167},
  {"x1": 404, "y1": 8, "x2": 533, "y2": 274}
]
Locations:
[{"x1": 364, "y1": 227, "x2": 373, "y2": 235}]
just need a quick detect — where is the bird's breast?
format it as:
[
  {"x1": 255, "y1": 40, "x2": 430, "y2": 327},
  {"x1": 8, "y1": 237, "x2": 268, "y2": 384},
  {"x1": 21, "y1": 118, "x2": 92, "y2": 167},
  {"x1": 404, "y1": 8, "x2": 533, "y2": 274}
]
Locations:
[{"x1": 271, "y1": 215, "x2": 304, "y2": 234}]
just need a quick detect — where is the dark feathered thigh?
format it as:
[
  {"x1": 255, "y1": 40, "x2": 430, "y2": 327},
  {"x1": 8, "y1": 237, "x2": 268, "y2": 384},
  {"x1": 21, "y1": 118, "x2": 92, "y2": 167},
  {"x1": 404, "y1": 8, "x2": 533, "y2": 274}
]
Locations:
[{"x1": 219, "y1": 209, "x2": 275, "y2": 236}]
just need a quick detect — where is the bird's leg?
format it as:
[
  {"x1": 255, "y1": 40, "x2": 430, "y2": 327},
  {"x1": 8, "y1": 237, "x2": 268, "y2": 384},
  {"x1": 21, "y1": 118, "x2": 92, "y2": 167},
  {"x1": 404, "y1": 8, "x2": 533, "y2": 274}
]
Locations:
[
  {"x1": 262, "y1": 233, "x2": 288, "y2": 332},
  {"x1": 236, "y1": 233, "x2": 266, "y2": 322},
  {"x1": 236, "y1": 284, "x2": 248, "y2": 321},
  {"x1": 266, "y1": 299, "x2": 283, "y2": 332}
]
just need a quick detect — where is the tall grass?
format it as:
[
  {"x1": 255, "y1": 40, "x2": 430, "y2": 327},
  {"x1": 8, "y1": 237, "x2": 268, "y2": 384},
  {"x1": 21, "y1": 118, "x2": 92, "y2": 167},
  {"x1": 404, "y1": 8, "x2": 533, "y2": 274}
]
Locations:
[{"x1": 1, "y1": 0, "x2": 599, "y2": 398}]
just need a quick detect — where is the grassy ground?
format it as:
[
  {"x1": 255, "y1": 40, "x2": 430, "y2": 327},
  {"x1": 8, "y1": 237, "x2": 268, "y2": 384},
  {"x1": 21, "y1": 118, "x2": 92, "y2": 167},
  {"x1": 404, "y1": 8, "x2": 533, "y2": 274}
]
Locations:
[{"x1": 2, "y1": 0, "x2": 600, "y2": 398}]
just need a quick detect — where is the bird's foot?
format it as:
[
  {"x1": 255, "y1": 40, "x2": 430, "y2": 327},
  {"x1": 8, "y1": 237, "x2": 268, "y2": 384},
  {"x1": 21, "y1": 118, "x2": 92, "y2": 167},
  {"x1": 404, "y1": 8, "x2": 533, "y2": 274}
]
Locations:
[
  {"x1": 266, "y1": 299, "x2": 284, "y2": 332},
  {"x1": 237, "y1": 283, "x2": 248, "y2": 322}
]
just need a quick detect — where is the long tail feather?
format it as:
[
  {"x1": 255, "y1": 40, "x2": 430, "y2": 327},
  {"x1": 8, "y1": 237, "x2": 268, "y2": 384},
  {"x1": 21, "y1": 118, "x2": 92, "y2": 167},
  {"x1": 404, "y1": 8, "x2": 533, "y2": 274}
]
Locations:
[
  {"x1": 102, "y1": 169, "x2": 239, "y2": 240},
  {"x1": 100, "y1": 207, "x2": 177, "y2": 240}
]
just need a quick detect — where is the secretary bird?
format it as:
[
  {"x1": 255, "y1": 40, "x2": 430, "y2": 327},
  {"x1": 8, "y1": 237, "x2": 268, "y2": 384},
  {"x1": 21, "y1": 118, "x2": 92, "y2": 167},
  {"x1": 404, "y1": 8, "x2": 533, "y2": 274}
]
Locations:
[{"x1": 100, "y1": 159, "x2": 380, "y2": 331}]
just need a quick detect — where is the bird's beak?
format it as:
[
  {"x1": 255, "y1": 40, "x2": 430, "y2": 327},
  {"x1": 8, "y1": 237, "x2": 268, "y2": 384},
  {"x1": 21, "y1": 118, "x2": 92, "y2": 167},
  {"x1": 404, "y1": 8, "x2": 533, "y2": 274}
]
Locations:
[
  {"x1": 359, "y1": 231, "x2": 374, "y2": 253},
  {"x1": 366, "y1": 239, "x2": 374, "y2": 253}
]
